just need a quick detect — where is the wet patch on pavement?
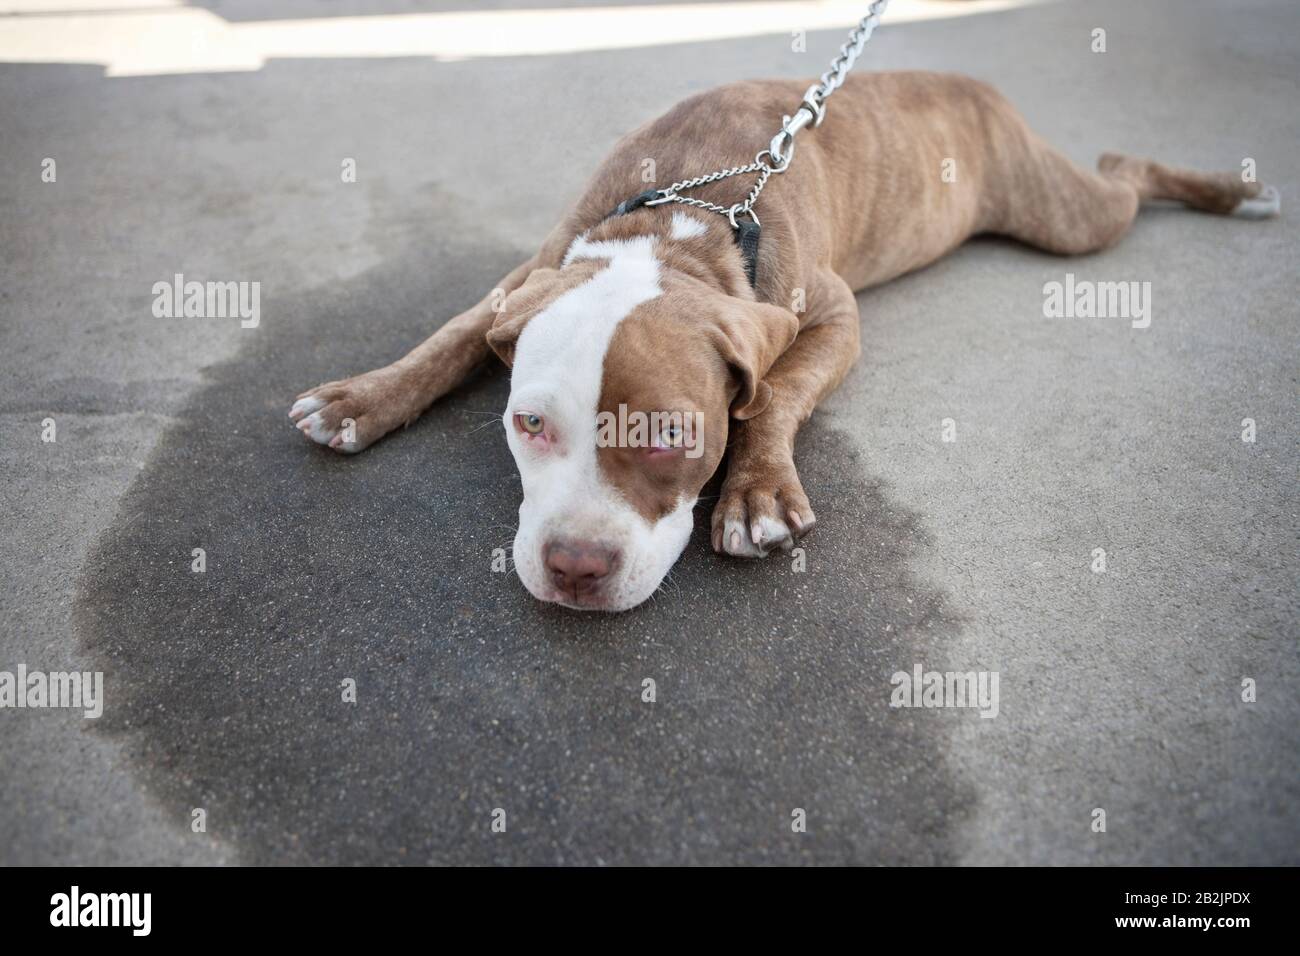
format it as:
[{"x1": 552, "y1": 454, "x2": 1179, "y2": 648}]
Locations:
[{"x1": 75, "y1": 240, "x2": 975, "y2": 864}]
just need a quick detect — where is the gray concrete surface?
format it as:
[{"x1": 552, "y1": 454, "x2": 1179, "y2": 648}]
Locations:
[{"x1": 1, "y1": 0, "x2": 1296, "y2": 865}]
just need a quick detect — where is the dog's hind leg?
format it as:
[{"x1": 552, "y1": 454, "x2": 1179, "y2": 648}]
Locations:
[
  {"x1": 990, "y1": 126, "x2": 1278, "y2": 256},
  {"x1": 290, "y1": 256, "x2": 537, "y2": 453},
  {"x1": 1097, "y1": 153, "x2": 1280, "y2": 219}
]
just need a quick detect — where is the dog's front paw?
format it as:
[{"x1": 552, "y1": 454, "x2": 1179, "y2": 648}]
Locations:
[
  {"x1": 288, "y1": 366, "x2": 413, "y2": 454},
  {"x1": 711, "y1": 463, "x2": 816, "y2": 558}
]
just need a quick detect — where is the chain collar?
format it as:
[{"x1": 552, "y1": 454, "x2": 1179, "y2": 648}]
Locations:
[
  {"x1": 637, "y1": 0, "x2": 890, "y2": 231},
  {"x1": 606, "y1": 1, "x2": 890, "y2": 287}
]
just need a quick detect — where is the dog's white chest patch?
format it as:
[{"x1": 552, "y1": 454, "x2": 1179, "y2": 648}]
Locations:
[{"x1": 669, "y1": 211, "x2": 708, "y2": 239}]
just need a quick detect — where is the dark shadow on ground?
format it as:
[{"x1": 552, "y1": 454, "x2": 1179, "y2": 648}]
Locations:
[{"x1": 73, "y1": 236, "x2": 974, "y2": 864}]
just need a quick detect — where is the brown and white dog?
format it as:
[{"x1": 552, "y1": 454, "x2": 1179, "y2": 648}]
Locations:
[{"x1": 288, "y1": 72, "x2": 1278, "y2": 611}]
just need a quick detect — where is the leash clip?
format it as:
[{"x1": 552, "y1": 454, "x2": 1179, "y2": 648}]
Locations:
[
  {"x1": 800, "y1": 85, "x2": 827, "y2": 127},
  {"x1": 768, "y1": 84, "x2": 830, "y2": 169},
  {"x1": 769, "y1": 103, "x2": 819, "y2": 170},
  {"x1": 727, "y1": 203, "x2": 759, "y2": 230}
]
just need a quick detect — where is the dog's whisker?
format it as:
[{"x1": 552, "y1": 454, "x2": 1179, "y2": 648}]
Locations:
[{"x1": 464, "y1": 419, "x2": 504, "y2": 436}]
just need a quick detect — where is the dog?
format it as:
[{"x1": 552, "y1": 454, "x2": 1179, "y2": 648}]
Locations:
[{"x1": 288, "y1": 72, "x2": 1279, "y2": 611}]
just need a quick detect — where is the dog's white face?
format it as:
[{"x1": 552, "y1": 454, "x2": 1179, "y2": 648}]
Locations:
[
  {"x1": 490, "y1": 228, "x2": 798, "y2": 611},
  {"x1": 502, "y1": 240, "x2": 676, "y2": 609},
  {"x1": 501, "y1": 237, "x2": 704, "y2": 611}
]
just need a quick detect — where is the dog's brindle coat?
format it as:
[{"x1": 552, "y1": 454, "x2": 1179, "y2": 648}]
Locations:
[{"x1": 290, "y1": 73, "x2": 1276, "y2": 611}]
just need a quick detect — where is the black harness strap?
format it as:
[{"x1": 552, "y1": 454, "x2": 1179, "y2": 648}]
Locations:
[
  {"x1": 610, "y1": 189, "x2": 659, "y2": 217},
  {"x1": 604, "y1": 192, "x2": 760, "y2": 289},
  {"x1": 734, "y1": 219, "x2": 760, "y2": 288}
]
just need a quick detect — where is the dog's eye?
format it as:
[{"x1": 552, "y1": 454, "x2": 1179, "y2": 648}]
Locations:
[
  {"x1": 516, "y1": 413, "x2": 545, "y2": 436},
  {"x1": 658, "y1": 425, "x2": 683, "y2": 447}
]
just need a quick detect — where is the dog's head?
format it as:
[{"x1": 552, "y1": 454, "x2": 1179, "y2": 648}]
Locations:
[{"x1": 487, "y1": 238, "x2": 796, "y2": 611}]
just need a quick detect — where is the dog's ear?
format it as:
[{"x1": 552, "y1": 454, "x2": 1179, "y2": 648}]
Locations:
[
  {"x1": 485, "y1": 268, "x2": 563, "y2": 367},
  {"x1": 709, "y1": 298, "x2": 800, "y2": 420}
]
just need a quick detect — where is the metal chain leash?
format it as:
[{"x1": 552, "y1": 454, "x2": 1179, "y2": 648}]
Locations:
[{"x1": 646, "y1": 0, "x2": 890, "y2": 228}]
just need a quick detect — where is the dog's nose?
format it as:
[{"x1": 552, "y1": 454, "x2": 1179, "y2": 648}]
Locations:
[{"x1": 544, "y1": 540, "x2": 617, "y2": 595}]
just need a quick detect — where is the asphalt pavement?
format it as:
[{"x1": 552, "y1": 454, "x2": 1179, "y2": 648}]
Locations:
[{"x1": 1, "y1": 0, "x2": 1296, "y2": 864}]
